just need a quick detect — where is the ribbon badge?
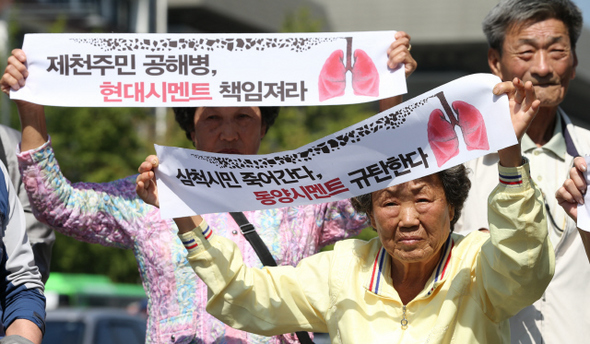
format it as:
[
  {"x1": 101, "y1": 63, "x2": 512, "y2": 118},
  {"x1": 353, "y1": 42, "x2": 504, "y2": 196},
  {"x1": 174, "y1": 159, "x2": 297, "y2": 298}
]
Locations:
[{"x1": 427, "y1": 92, "x2": 490, "y2": 167}]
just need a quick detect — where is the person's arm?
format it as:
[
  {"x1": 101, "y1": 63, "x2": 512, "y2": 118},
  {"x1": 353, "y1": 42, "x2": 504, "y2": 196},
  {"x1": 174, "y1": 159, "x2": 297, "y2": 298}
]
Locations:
[
  {"x1": 179, "y1": 219, "x2": 331, "y2": 335},
  {"x1": 379, "y1": 31, "x2": 417, "y2": 112},
  {"x1": 0, "y1": 53, "x2": 60, "y2": 246},
  {"x1": 475, "y1": 159, "x2": 553, "y2": 321},
  {"x1": 1, "y1": 49, "x2": 48, "y2": 152},
  {"x1": 136, "y1": 157, "x2": 330, "y2": 334},
  {"x1": 2, "y1": 49, "x2": 144, "y2": 247},
  {"x1": 556, "y1": 156, "x2": 590, "y2": 262},
  {"x1": 4, "y1": 320, "x2": 42, "y2": 344},
  {"x1": 472, "y1": 78, "x2": 553, "y2": 321},
  {"x1": 0, "y1": 163, "x2": 44, "y2": 344},
  {"x1": 136, "y1": 155, "x2": 203, "y2": 234},
  {"x1": 0, "y1": 125, "x2": 54, "y2": 284}
]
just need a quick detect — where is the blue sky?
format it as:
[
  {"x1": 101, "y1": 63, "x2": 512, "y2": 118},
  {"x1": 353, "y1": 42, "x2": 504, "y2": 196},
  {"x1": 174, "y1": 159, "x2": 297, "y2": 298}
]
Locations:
[{"x1": 574, "y1": 0, "x2": 590, "y2": 28}]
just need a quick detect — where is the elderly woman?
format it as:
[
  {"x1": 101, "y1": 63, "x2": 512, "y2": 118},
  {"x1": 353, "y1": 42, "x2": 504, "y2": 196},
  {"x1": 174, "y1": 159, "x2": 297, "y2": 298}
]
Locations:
[{"x1": 136, "y1": 78, "x2": 554, "y2": 343}]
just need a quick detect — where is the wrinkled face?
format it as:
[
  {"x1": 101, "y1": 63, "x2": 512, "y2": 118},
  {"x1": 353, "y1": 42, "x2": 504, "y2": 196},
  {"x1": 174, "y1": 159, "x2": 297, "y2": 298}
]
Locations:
[
  {"x1": 369, "y1": 174, "x2": 454, "y2": 265},
  {"x1": 191, "y1": 107, "x2": 266, "y2": 155},
  {"x1": 489, "y1": 18, "x2": 577, "y2": 108}
]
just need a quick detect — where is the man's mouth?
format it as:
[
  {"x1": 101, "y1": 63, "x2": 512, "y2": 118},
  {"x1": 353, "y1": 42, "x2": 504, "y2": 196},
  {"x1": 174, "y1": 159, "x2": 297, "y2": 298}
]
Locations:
[{"x1": 533, "y1": 81, "x2": 559, "y2": 87}]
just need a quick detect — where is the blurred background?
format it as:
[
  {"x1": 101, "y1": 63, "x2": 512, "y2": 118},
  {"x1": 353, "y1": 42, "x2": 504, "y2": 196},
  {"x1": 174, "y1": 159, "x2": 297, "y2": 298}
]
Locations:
[{"x1": 0, "y1": 0, "x2": 589, "y2": 339}]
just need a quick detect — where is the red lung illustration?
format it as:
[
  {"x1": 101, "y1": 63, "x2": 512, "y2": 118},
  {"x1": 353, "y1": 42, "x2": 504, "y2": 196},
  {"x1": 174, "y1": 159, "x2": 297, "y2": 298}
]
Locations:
[
  {"x1": 452, "y1": 100, "x2": 489, "y2": 151},
  {"x1": 428, "y1": 108, "x2": 460, "y2": 167},
  {"x1": 318, "y1": 38, "x2": 380, "y2": 102},
  {"x1": 351, "y1": 49, "x2": 379, "y2": 97},
  {"x1": 318, "y1": 50, "x2": 347, "y2": 101}
]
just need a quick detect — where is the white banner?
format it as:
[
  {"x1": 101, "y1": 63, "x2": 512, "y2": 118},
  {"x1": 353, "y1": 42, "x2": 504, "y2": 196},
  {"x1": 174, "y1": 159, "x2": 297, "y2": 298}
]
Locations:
[
  {"x1": 576, "y1": 156, "x2": 590, "y2": 232},
  {"x1": 11, "y1": 31, "x2": 406, "y2": 107},
  {"x1": 155, "y1": 73, "x2": 516, "y2": 218}
]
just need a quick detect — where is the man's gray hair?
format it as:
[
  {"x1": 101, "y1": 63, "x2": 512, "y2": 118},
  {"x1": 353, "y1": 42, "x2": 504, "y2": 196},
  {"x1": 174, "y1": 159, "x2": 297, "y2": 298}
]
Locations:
[{"x1": 483, "y1": 0, "x2": 583, "y2": 53}]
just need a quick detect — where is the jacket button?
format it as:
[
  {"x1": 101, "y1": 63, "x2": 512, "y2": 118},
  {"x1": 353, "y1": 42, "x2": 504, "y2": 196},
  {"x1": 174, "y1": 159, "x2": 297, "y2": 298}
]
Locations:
[{"x1": 171, "y1": 335, "x2": 175, "y2": 342}]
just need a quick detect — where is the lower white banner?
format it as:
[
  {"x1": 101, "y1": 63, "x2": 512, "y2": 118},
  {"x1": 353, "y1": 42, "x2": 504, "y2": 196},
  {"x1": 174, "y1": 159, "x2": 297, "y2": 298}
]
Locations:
[{"x1": 155, "y1": 73, "x2": 516, "y2": 218}]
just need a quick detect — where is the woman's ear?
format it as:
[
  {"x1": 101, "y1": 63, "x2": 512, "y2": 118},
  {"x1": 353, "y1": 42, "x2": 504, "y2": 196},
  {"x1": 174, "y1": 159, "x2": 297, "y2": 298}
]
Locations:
[
  {"x1": 190, "y1": 131, "x2": 198, "y2": 148},
  {"x1": 368, "y1": 211, "x2": 377, "y2": 229},
  {"x1": 448, "y1": 205, "x2": 455, "y2": 223},
  {"x1": 260, "y1": 123, "x2": 267, "y2": 140}
]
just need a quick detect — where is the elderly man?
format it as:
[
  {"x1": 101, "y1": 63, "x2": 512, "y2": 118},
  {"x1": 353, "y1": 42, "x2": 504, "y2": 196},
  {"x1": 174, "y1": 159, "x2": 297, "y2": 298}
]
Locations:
[{"x1": 455, "y1": 0, "x2": 590, "y2": 343}]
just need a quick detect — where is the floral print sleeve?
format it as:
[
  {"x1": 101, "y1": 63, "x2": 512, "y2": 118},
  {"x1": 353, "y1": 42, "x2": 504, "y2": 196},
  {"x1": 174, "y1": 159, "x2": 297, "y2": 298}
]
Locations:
[
  {"x1": 317, "y1": 199, "x2": 369, "y2": 248},
  {"x1": 17, "y1": 139, "x2": 150, "y2": 249}
]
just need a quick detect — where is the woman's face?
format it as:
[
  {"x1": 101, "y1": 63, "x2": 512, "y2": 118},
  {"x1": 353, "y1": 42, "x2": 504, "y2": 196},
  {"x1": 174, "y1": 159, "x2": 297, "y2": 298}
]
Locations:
[
  {"x1": 369, "y1": 174, "x2": 454, "y2": 266},
  {"x1": 191, "y1": 107, "x2": 266, "y2": 155}
]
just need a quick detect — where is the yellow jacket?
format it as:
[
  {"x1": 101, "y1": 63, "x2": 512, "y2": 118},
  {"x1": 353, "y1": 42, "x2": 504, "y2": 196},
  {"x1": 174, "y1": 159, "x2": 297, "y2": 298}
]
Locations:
[{"x1": 180, "y1": 162, "x2": 554, "y2": 343}]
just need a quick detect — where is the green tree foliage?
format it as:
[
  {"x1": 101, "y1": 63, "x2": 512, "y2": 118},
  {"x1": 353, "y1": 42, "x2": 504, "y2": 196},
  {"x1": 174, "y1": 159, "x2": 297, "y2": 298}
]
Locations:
[
  {"x1": 260, "y1": 104, "x2": 379, "y2": 154},
  {"x1": 45, "y1": 107, "x2": 153, "y2": 182},
  {"x1": 44, "y1": 106, "x2": 154, "y2": 284}
]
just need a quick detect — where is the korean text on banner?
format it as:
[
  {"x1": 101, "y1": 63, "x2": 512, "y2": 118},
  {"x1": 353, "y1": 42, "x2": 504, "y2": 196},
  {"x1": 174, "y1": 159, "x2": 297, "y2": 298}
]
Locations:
[
  {"x1": 155, "y1": 73, "x2": 516, "y2": 219},
  {"x1": 11, "y1": 31, "x2": 406, "y2": 107}
]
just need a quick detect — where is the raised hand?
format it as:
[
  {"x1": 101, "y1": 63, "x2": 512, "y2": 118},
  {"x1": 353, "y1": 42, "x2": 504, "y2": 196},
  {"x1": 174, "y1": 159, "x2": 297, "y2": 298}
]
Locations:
[
  {"x1": 556, "y1": 157, "x2": 588, "y2": 222},
  {"x1": 379, "y1": 31, "x2": 417, "y2": 112},
  {"x1": 2, "y1": 49, "x2": 49, "y2": 151},
  {"x1": 386, "y1": 31, "x2": 416, "y2": 79},
  {"x1": 1, "y1": 49, "x2": 28, "y2": 96},
  {"x1": 136, "y1": 155, "x2": 160, "y2": 208},
  {"x1": 494, "y1": 77, "x2": 540, "y2": 167},
  {"x1": 493, "y1": 77, "x2": 540, "y2": 142}
]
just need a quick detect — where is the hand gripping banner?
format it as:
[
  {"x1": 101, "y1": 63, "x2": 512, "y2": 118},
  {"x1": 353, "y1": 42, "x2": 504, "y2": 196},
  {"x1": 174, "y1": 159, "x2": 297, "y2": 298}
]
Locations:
[
  {"x1": 11, "y1": 31, "x2": 406, "y2": 107},
  {"x1": 576, "y1": 156, "x2": 590, "y2": 232},
  {"x1": 155, "y1": 74, "x2": 517, "y2": 218}
]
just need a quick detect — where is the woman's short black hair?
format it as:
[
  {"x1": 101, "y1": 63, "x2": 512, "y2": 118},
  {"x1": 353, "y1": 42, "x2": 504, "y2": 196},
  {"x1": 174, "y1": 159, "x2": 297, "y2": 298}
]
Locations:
[
  {"x1": 351, "y1": 164, "x2": 471, "y2": 232},
  {"x1": 173, "y1": 107, "x2": 280, "y2": 146}
]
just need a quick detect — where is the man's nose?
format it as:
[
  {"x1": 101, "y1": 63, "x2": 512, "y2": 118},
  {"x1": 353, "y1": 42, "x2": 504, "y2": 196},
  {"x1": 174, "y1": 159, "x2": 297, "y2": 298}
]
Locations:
[{"x1": 530, "y1": 50, "x2": 553, "y2": 77}]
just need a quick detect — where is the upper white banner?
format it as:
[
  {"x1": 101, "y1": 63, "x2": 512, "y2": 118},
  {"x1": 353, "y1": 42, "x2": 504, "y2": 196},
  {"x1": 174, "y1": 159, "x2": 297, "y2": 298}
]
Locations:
[
  {"x1": 11, "y1": 31, "x2": 406, "y2": 107},
  {"x1": 155, "y1": 73, "x2": 516, "y2": 219}
]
